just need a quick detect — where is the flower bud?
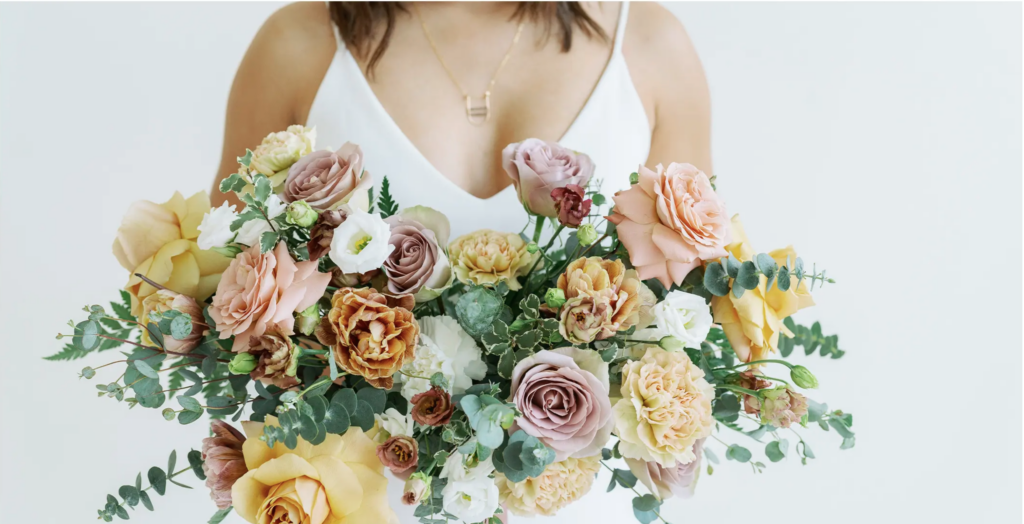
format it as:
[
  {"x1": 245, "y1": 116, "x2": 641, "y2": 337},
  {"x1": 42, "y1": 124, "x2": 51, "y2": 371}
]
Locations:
[
  {"x1": 576, "y1": 223, "x2": 599, "y2": 246},
  {"x1": 658, "y1": 335, "x2": 685, "y2": 352},
  {"x1": 228, "y1": 352, "x2": 257, "y2": 375},
  {"x1": 285, "y1": 200, "x2": 318, "y2": 228},
  {"x1": 80, "y1": 366, "x2": 95, "y2": 379},
  {"x1": 527, "y1": 242, "x2": 540, "y2": 254},
  {"x1": 402, "y1": 472, "x2": 431, "y2": 505},
  {"x1": 629, "y1": 172, "x2": 640, "y2": 185},
  {"x1": 544, "y1": 287, "x2": 567, "y2": 309},
  {"x1": 295, "y1": 303, "x2": 321, "y2": 336},
  {"x1": 790, "y1": 365, "x2": 819, "y2": 389}
]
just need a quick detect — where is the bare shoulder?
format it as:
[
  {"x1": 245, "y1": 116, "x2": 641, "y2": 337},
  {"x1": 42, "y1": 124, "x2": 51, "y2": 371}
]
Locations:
[
  {"x1": 621, "y1": 2, "x2": 709, "y2": 127},
  {"x1": 255, "y1": 2, "x2": 336, "y2": 60}
]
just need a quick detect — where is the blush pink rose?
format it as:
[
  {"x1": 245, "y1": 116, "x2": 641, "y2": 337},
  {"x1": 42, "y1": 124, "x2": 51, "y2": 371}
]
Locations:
[
  {"x1": 209, "y1": 242, "x2": 331, "y2": 352},
  {"x1": 625, "y1": 439, "x2": 705, "y2": 501},
  {"x1": 283, "y1": 142, "x2": 372, "y2": 211},
  {"x1": 503, "y1": 138, "x2": 594, "y2": 217},
  {"x1": 608, "y1": 163, "x2": 730, "y2": 288},
  {"x1": 509, "y1": 347, "x2": 613, "y2": 462},
  {"x1": 201, "y1": 420, "x2": 247, "y2": 509}
]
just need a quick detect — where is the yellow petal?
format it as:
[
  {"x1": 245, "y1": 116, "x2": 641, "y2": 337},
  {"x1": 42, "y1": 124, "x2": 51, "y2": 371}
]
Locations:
[
  {"x1": 333, "y1": 462, "x2": 395, "y2": 524},
  {"x1": 164, "y1": 251, "x2": 200, "y2": 298},
  {"x1": 179, "y1": 191, "x2": 211, "y2": 240},
  {"x1": 253, "y1": 454, "x2": 320, "y2": 486},
  {"x1": 113, "y1": 200, "x2": 181, "y2": 271},
  {"x1": 339, "y1": 428, "x2": 383, "y2": 472},
  {"x1": 231, "y1": 470, "x2": 268, "y2": 524},
  {"x1": 308, "y1": 455, "x2": 364, "y2": 517}
]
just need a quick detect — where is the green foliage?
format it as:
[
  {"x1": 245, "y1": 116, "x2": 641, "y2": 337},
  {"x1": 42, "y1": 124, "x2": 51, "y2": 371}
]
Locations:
[
  {"x1": 779, "y1": 318, "x2": 845, "y2": 358},
  {"x1": 208, "y1": 507, "x2": 233, "y2": 524},
  {"x1": 455, "y1": 286, "x2": 505, "y2": 338},
  {"x1": 263, "y1": 382, "x2": 387, "y2": 450},
  {"x1": 726, "y1": 444, "x2": 752, "y2": 463},
  {"x1": 765, "y1": 439, "x2": 789, "y2": 462},
  {"x1": 376, "y1": 176, "x2": 399, "y2": 218},
  {"x1": 492, "y1": 430, "x2": 555, "y2": 483},
  {"x1": 703, "y1": 254, "x2": 834, "y2": 298},
  {"x1": 632, "y1": 494, "x2": 662, "y2": 524},
  {"x1": 97, "y1": 449, "x2": 205, "y2": 521}
]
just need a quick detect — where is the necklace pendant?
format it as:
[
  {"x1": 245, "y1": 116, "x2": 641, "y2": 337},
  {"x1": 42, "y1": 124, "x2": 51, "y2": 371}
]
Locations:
[{"x1": 465, "y1": 93, "x2": 490, "y2": 125}]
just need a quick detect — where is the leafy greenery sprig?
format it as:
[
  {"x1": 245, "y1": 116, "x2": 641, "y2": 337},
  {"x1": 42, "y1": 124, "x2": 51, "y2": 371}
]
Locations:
[{"x1": 97, "y1": 449, "x2": 208, "y2": 522}]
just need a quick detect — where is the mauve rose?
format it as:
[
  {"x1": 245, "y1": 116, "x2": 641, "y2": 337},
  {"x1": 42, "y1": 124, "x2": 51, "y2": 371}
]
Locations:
[
  {"x1": 411, "y1": 386, "x2": 455, "y2": 426},
  {"x1": 248, "y1": 326, "x2": 300, "y2": 389},
  {"x1": 201, "y1": 420, "x2": 247, "y2": 509},
  {"x1": 377, "y1": 435, "x2": 419, "y2": 478},
  {"x1": 307, "y1": 209, "x2": 346, "y2": 261},
  {"x1": 625, "y1": 439, "x2": 705, "y2": 501},
  {"x1": 283, "y1": 142, "x2": 372, "y2": 211},
  {"x1": 551, "y1": 184, "x2": 592, "y2": 228},
  {"x1": 503, "y1": 138, "x2": 594, "y2": 217},
  {"x1": 383, "y1": 206, "x2": 453, "y2": 301},
  {"x1": 510, "y1": 347, "x2": 613, "y2": 461}
]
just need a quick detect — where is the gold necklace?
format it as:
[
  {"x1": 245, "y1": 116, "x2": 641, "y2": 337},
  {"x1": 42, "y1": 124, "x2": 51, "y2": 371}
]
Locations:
[{"x1": 414, "y1": 4, "x2": 525, "y2": 125}]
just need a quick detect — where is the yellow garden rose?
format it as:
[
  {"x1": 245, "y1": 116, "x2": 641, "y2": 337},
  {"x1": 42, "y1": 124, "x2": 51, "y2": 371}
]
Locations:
[
  {"x1": 496, "y1": 455, "x2": 601, "y2": 517},
  {"x1": 112, "y1": 191, "x2": 231, "y2": 315},
  {"x1": 232, "y1": 417, "x2": 397, "y2": 524},
  {"x1": 249, "y1": 125, "x2": 316, "y2": 187},
  {"x1": 710, "y1": 215, "x2": 815, "y2": 363},
  {"x1": 612, "y1": 347, "x2": 714, "y2": 467},
  {"x1": 448, "y1": 229, "x2": 538, "y2": 291}
]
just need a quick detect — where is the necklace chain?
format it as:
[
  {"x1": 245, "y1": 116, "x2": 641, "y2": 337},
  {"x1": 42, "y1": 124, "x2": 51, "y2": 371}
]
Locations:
[{"x1": 414, "y1": 4, "x2": 525, "y2": 124}]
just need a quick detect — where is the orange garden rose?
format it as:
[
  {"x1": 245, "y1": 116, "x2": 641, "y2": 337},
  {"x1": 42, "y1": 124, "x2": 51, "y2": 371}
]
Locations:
[
  {"x1": 555, "y1": 257, "x2": 655, "y2": 344},
  {"x1": 112, "y1": 191, "x2": 231, "y2": 315},
  {"x1": 710, "y1": 215, "x2": 814, "y2": 363},
  {"x1": 232, "y1": 417, "x2": 397, "y2": 524},
  {"x1": 316, "y1": 287, "x2": 419, "y2": 389}
]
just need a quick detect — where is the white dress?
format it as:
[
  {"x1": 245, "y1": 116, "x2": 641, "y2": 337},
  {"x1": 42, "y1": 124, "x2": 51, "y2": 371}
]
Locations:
[
  {"x1": 306, "y1": 2, "x2": 650, "y2": 240},
  {"x1": 303, "y1": 3, "x2": 649, "y2": 522}
]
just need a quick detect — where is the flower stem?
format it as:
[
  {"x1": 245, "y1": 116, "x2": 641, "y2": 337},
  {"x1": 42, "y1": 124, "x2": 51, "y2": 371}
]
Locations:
[
  {"x1": 532, "y1": 216, "x2": 546, "y2": 243},
  {"x1": 722, "y1": 359, "x2": 795, "y2": 371}
]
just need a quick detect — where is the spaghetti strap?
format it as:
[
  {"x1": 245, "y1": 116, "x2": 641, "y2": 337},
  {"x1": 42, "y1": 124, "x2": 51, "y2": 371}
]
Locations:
[{"x1": 613, "y1": 1, "x2": 630, "y2": 54}]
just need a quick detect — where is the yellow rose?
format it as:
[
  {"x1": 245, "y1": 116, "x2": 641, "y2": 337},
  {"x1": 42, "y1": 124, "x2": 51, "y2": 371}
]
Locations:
[
  {"x1": 448, "y1": 229, "x2": 538, "y2": 291},
  {"x1": 612, "y1": 346, "x2": 714, "y2": 467},
  {"x1": 232, "y1": 417, "x2": 397, "y2": 524},
  {"x1": 249, "y1": 125, "x2": 316, "y2": 187},
  {"x1": 496, "y1": 455, "x2": 601, "y2": 517},
  {"x1": 112, "y1": 191, "x2": 231, "y2": 315},
  {"x1": 710, "y1": 215, "x2": 814, "y2": 363}
]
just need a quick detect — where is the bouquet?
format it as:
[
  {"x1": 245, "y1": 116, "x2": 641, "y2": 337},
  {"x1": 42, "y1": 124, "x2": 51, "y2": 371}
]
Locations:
[{"x1": 54, "y1": 126, "x2": 854, "y2": 524}]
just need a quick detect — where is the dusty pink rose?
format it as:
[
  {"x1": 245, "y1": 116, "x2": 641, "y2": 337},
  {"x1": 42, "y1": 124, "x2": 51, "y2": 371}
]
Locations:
[
  {"x1": 510, "y1": 347, "x2": 613, "y2": 461},
  {"x1": 283, "y1": 142, "x2": 372, "y2": 211},
  {"x1": 209, "y1": 242, "x2": 331, "y2": 352},
  {"x1": 201, "y1": 420, "x2": 247, "y2": 509},
  {"x1": 608, "y1": 163, "x2": 730, "y2": 288},
  {"x1": 551, "y1": 184, "x2": 592, "y2": 228},
  {"x1": 625, "y1": 439, "x2": 704, "y2": 501},
  {"x1": 383, "y1": 207, "x2": 452, "y2": 301},
  {"x1": 377, "y1": 435, "x2": 419, "y2": 478},
  {"x1": 503, "y1": 138, "x2": 594, "y2": 217}
]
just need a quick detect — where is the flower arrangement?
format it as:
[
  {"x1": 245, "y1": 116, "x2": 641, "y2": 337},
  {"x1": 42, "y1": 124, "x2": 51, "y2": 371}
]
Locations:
[{"x1": 54, "y1": 127, "x2": 853, "y2": 524}]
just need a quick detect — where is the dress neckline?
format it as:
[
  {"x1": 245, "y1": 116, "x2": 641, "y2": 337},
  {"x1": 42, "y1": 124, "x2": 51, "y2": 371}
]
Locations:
[{"x1": 332, "y1": 2, "x2": 631, "y2": 202}]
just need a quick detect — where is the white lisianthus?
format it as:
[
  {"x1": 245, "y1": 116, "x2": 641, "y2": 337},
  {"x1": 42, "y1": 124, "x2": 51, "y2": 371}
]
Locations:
[
  {"x1": 398, "y1": 315, "x2": 487, "y2": 400},
  {"x1": 374, "y1": 408, "x2": 414, "y2": 440},
  {"x1": 196, "y1": 202, "x2": 238, "y2": 250},
  {"x1": 329, "y1": 210, "x2": 394, "y2": 274},
  {"x1": 235, "y1": 194, "x2": 287, "y2": 247},
  {"x1": 440, "y1": 446, "x2": 499, "y2": 522},
  {"x1": 652, "y1": 290, "x2": 713, "y2": 350}
]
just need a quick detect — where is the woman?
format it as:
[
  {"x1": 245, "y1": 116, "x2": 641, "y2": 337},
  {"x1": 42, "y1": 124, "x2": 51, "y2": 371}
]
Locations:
[{"x1": 212, "y1": 1, "x2": 710, "y2": 237}]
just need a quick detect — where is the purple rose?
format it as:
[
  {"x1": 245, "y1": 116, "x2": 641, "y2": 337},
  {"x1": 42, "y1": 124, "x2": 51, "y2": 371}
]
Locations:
[
  {"x1": 201, "y1": 420, "x2": 247, "y2": 509},
  {"x1": 626, "y1": 439, "x2": 705, "y2": 500},
  {"x1": 283, "y1": 142, "x2": 372, "y2": 211},
  {"x1": 383, "y1": 207, "x2": 453, "y2": 301},
  {"x1": 502, "y1": 138, "x2": 594, "y2": 217},
  {"x1": 509, "y1": 347, "x2": 612, "y2": 461}
]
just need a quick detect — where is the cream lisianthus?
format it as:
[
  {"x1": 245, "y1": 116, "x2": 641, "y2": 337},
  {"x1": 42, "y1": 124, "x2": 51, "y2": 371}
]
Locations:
[
  {"x1": 231, "y1": 417, "x2": 397, "y2": 524},
  {"x1": 371, "y1": 408, "x2": 414, "y2": 443},
  {"x1": 329, "y1": 211, "x2": 394, "y2": 274},
  {"x1": 235, "y1": 194, "x2": 288, "y2": 247},
  {"x1": 196, "y1": 202, "x2": 238, "y2": 250},
  {"x1": 397, "y1": 315, "x2": 486, "y2": 400},
  {"x1": 612, "y1": 346, "x2": 714, "y2": 467},
  {"x1": 248, "y1": 125, "x2": 316, "y2": 187},
  {"x1": 652, "y1": 290, "x2": 713, "y2": 349},
  {"x1": 496, "y1": 455, "x2": 601, "y2": 517}
]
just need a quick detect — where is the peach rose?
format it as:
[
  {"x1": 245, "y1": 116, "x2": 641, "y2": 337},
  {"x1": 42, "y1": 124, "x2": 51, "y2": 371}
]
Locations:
[
  {"x1": 710, "y1": 215, "x2": 814, "y2": 363},
  {"x1": 316, "y1": 287, "x2": 419, "y2": 389},
  {"x1": 496, "y1": 455, "x2": 601, "y2": 517},
  {"x1": 555, "y1": 257, "x2": 654, "y2": 340},
  {"x1": 608, "y1": 163, "x2": 730, "y2": 288},
  {"x1": 612, "y1": 346, "x2": 714, "y2": 467},
  {"x1": 209, "y1": 242, "x2": 331, "y2": 352},
  {"x1": 201, "y1": 420, "x2": 247, "y2": 509},
  {"x1": 112, "y1": 191, "x2": 231, "y2": 315},
  {"x1": 232, "y1": 418, "x2": 397, "y2": 524},
  {"x1": 448, "y1": 230, "x2": 539, "y2": 291}
]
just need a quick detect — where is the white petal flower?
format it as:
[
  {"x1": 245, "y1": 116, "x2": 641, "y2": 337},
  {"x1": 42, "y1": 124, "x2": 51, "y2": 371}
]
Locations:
[
  {"x1": 439, "y1": 442, "x2": 494, "y2": 483},
  {"x1": 442, "y1": 477, "x2": 500, "y2": 524},
  {"x1": 235, "y1": 194, "x2": 287, "y2": 247},
  {"x1": 329, "y1": 210, "x2": 394, "y2": 274},
  {"x1": 398, "y1": 315, "x2": 486, "y2": 400},
  {"x1": 196, "y1": 202, "x2": 238, "y2": 250},
  {"x1": 652, "y1": 290, "x2": 713, "y2": 349},
  {"x1": 374, "y1": 408, "x2": 414, "y2": 439}
]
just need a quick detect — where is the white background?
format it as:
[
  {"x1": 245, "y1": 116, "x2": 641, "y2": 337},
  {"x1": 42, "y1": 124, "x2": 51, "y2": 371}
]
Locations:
[{"x1": 1, "y1": 2, "x2": 1020, "y2": 523}]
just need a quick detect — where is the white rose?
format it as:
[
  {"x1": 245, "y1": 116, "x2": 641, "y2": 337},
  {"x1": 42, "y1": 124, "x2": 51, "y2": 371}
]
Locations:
[
  {"x1": 196, "y1": 202, "x2": 238, "y2": 250},
  {"x1": 442, "y1": 477, "x2": 500, "y2": 523},
  {"x1": 652, "y1": 290, "x2": 713, "y2": 349},
  {"x1": 439, "y1": 443, "x2": 494, "y2": 483},
  {"x1": 374, "y1": 408, "x2": 414, "y2": 439},
  {"x1": 235, "y1": 194, "x2": 287, "y2": 247},
  {"x1": 329, "y1": 210, "x2": 394, "y2": 274},
  {"x1": 398, "y1": 315, "x2": 487, "y2": 400}
]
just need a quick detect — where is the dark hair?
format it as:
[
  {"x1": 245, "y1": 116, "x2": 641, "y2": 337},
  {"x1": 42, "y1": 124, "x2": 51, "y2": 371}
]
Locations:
[{"x1": 329, "y1": 2, "x2": 608, "y2": 73}]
